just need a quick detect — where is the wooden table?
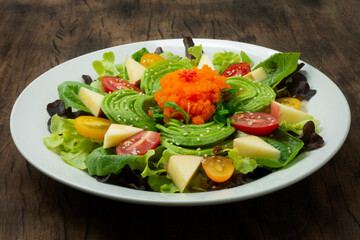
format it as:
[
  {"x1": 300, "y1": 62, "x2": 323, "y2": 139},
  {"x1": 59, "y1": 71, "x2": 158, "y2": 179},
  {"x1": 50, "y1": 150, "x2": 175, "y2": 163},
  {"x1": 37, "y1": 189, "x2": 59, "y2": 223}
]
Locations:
[{"x1": 1, "y1": 0, "x2": 359, "y2": 239}]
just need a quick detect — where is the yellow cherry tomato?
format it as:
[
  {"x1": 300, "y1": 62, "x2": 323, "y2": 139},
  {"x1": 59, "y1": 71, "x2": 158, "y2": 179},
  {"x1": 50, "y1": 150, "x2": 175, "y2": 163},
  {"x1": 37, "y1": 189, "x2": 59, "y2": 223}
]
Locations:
[
  {"x1": 202, "y1": 156, "x2": 234, "y2": 183},
  {"x1": 276, "y1": 97, "x2": 301, "y2": 110},
  {"x1": 75, "y1": 116, "x2": 111, "y2": 139},
  {"x1": 140, "y1": 53, "x2": 165, "y2": 67}
]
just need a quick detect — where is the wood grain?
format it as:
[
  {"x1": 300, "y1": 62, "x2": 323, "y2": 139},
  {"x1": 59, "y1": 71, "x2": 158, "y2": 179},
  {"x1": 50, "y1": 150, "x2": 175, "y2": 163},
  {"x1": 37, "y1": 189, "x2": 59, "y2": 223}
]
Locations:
[{"x1": 1, "y1": 0, "x2": 359, "y2": 239}]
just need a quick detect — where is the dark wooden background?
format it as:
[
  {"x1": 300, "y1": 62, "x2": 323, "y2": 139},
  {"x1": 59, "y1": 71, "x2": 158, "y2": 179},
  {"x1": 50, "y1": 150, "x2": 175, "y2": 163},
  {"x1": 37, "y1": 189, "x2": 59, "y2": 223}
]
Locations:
[{"x1": 1, "y1": 0, "x2": 359, "y2": 239}]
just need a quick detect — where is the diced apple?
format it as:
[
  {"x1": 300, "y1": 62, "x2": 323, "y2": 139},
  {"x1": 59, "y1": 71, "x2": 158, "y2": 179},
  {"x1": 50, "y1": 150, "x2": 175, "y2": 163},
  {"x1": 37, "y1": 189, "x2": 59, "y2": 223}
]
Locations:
[
  {"x1": 78, "y1": 87, "x2": 104, "y2": 117},
  {"x1": 270, "y1": 101, "x2": 308, "y2": 124},
  {"x1": 167, "y1": 155, "x2": 202, "y2": 193},
  {"x1": 243, "y1": 67, "x2": 267, "y2": 82},
  {"x1": 233, "y1": 135, "x2": 280, "y2": 160},
  {"x1": 197, "y1": 54, "x2": 216, "y2": 71},
  {"x1": 125, "y1": 56, "x2": 146, "y2": 84},
  {"x1": 103, "y1": 124, "x2": 143, "y2": 148}
]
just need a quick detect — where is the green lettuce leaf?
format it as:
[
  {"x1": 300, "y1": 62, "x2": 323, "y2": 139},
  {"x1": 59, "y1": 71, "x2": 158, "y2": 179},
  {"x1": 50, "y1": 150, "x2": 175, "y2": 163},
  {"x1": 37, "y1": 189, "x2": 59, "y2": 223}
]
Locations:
[
  {"x1": 85, "y1": 145, "x2": 171, "y2": 192},
  {"x1": 132, "y1": 48, "x2": 149, "y2": 62},
  {"x1": 148, "y1": 174, "x2": 179, "y2": 193},
  {"x1": 188, "y1": 45, "x2": 203, "y2": 66},
  {"x1": 85, "y1": 147, "x2": 156, "y2": 176},
  {"x1": 226, "y1": 148, "x2": 258, "y2": 174},
  {"x1": 212, "y1": 51, "x2": 241, "y2": 74},
  {"x1": 278, "y1": 116, "x2": 320, "y2": 135},
  {"x1": 89, "y1": 79, "x2": 106, "y2": 93},
  {"x1": 57, "y1": 81, "x2": 105, "y2": 113},
  {"x1": 254, "y1": 52, "x2": 300, "y2": 88},
  {"x1": 140, "y1": 147, "x2": 179, "y2": 193},
  {"x1": 240, "y1": 51, "x2": 254, "y2": 68},
  {"x1": 256, "y1": 128, "x2": 304, "y2": 168},
  {"x1": 160, "y1": 51, "x2": 181, "y2": 61},
  {"x1": 92, "y1": 51, "x2": 127, "y2": 79},
  {"x1": 43, "y1": 115, "x2": 102, "y2": 170}
]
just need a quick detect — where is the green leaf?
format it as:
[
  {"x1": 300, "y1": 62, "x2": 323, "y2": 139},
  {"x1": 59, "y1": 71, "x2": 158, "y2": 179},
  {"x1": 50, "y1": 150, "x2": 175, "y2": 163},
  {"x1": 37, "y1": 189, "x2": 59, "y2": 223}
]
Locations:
[
  {"x1": 256, "y1": 128, "x2": 304, "y2": 168},
  {"x1": 148, "y1": 174, "x2": 179, "y2": 193},
  {"x1": 92, "y1": 51, "x2": 127, "y2": 79},
  {"x1": 131, "y1": 48, "x2": 149, "y2": 62},
  {"x1": 85, "y1": 147, "x2": 155, "y2": 176},
  {"x1": 43, "y1": 115, "x2": 102, "y2": 170},
  {"x1": 240, "y1": 51, "x2": 254, "y2": 68},
  {"x1": 160, "y1": 51, "x2": 181, "y2": 61},
  {"x1": 188, "y1": 45, "x2": 203, "y2": 66},
  {"x1": 278, "y1": 116, "x2": 320, "y2": 135},
  {"x1": 89, "y1": 79, "x2": 105, "y2": 93},
  {"x1": 254, "y1": 52, "x2": 300, "y2": 88},
  {"x1": 212, "y1": 51, "x2": 241, "y2": 74},
  {"x1": 57, "y1": 81, "x2": 105, "y2": 113},
  {"x1": 226, "y1": 148, "x2": 258, "y2": 174}
]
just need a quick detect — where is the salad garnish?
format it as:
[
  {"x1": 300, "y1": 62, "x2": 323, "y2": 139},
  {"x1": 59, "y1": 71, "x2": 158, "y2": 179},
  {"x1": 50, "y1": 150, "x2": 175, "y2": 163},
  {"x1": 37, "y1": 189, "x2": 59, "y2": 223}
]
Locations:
[{"x1": 44, "y1": 37, "x2": 324, "y2": 193}]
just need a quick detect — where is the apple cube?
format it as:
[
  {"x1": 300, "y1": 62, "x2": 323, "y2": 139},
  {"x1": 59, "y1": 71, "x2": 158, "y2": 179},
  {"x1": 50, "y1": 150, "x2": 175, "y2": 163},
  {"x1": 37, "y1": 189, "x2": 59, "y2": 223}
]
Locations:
[
  {"x1": 197, "y1": 54, "x2": 216, "y2": 71},
  {"x1": 78, "y1": 87, "x2": 104, "y2": 117},
  {"x1": 270, "y1": 101, "x2": 308, "y2": 124},
  {"x1": 244, "y1": 67, "x2": 267, "y2": 82},
  {"x1": 125, "y1": 56, "x2": 146, "y2": 84},
  {"x1": 233, "y1": 135, "x2": 280, "y2": 160},
  {"x1": 103, "y1": 124, "x2": 143, "y2": 148},
  {"x1": 167, "y1": 155, "x2": 202, "y2": 193}
]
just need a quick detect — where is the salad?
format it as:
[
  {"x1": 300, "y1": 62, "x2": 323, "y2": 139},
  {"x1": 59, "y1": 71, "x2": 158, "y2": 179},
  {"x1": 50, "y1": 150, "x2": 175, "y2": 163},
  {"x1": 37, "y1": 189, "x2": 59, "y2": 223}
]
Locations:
[{"x1": 43, "y1": 37, "x2": 324, "y2": 193}]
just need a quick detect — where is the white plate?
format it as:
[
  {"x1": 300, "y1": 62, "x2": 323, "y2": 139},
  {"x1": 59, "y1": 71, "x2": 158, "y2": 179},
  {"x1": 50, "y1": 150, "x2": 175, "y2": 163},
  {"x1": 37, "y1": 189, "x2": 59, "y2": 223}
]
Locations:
[{"x1": 10, "y1": 39, "x2": 351, "y2": 206}]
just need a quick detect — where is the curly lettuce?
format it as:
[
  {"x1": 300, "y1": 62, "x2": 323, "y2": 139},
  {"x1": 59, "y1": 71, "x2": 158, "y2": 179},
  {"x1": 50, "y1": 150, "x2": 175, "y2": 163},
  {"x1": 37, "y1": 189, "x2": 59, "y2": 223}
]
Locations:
[
  {"x1": 212, "y1": 51, "x2": 254, "y2": 74},
  {"x1": 226, "y1": 148, "x2": 258, "y2": 174},
  {"x1": 43, "y1": 115, "x2": 102, "y2": 170},
  {"x1": 92, "y1": 51, "x2": 128, "y2": 79},
  {"x1": 278, "y1": 115, "x2": 320, "y2": 135}
]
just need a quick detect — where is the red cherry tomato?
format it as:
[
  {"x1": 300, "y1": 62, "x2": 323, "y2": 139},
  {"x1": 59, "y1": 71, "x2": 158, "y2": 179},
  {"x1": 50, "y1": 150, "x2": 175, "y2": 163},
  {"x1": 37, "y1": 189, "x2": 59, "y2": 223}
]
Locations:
[
  {"x1": 221, "y1": 63, "x2": 251, "y2": 77},
  {"x1": 230, "y1": 112, "x2": 279, "y2": 136},
  {"x1": 116, "y1": 131, "x2": 161, "y2": 155},
  {"x1": 101, "y1": 76, "x2": 142, "y2": 93}
]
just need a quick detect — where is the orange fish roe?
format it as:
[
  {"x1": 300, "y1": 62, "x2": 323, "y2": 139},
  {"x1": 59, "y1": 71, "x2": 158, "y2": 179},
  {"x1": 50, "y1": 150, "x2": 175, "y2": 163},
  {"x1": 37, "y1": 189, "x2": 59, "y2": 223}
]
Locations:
[{"x1": 154, "y1": 65, "x2": 231, "y2": 124}]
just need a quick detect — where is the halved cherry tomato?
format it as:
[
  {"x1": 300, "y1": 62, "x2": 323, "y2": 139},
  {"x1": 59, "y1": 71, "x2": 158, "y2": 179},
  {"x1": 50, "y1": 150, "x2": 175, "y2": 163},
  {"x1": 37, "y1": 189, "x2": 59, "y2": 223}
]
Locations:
[
  {"x1": 101, "y1": 76, "x2": 142, "y2": 93},
  {"x1": 140, "y1": 53, "x2": 165, "y2": 67},
  {"x1": 221, "y1": 63, "x2": 251, "y2": 77},
  {"x1": 230, "y1": 112, "x2": 279, "y2": 136},
  {"x1": 116, "y1": 131, "x2": 161, "y2": 155},
  {"x1": 202, "y1": 156, "x2": 234, "y2": 183},
  {"x1": 276, "y1": 97, "x2": 301, "y2": 110},
  {"x1": 75, "y1": 116, "x2": 111, "y2": 139}
]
